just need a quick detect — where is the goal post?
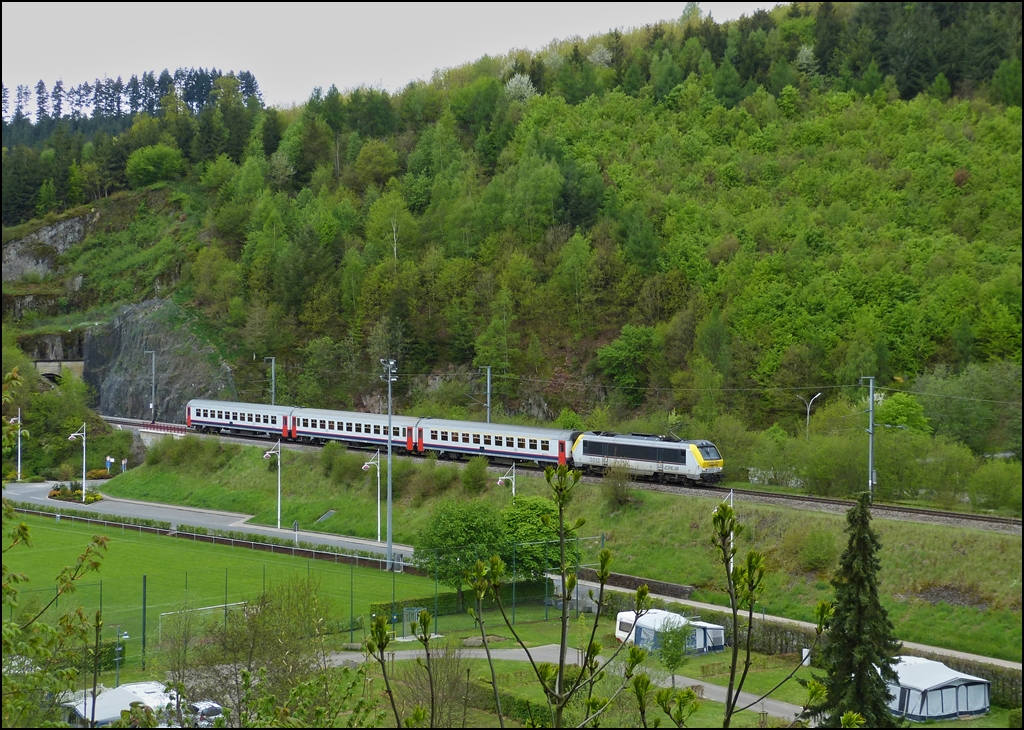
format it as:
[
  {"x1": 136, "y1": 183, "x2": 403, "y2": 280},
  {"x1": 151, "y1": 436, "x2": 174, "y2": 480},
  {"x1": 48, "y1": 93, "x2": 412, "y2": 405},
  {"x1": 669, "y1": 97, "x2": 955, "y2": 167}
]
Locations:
[{"x1": 158, "y1": 601, "x2": 247, "y2": 643}]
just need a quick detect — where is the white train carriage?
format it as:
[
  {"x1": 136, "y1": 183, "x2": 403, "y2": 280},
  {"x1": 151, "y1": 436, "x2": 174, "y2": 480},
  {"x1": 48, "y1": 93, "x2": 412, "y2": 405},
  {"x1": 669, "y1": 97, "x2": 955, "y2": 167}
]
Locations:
[
  {"x1": 290, "y1": 408, "x2": 420, "y2": 451},
  {"x1": 186, "y1": 399, "x2": 294, "y2": 439},
  {"x1": 572, "y1": 432, "x2": 724, "y2": 483},
  {"x1": 414, "y1": 419, "x2": 578, "y2": 466}
]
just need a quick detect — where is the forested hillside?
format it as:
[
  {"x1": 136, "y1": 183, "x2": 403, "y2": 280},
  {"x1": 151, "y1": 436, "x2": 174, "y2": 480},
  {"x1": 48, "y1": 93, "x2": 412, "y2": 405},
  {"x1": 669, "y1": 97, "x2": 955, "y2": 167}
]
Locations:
[{"x1": 2, "y1": 2, "x2": 1022, "y2": 503}]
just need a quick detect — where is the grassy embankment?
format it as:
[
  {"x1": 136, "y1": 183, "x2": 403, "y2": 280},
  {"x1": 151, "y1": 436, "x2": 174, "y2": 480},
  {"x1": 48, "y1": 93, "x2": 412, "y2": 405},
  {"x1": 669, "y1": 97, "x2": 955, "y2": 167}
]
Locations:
[{"x1": 96, "y1": 436, "x2": 1024, "y2": 663}]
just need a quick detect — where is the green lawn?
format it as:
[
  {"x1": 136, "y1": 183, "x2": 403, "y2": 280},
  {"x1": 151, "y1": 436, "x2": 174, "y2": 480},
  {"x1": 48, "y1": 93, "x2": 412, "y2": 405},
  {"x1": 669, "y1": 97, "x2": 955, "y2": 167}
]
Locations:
[{"x1": 100, "y1": 440, "x2": 1023, "y2": 662}]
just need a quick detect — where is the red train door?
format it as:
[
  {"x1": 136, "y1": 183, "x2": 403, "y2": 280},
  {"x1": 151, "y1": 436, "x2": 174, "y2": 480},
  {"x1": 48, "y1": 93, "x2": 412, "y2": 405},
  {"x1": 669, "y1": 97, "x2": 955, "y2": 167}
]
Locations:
[
  {"x1": 406, "y1": 428, "x2": 414, "y2": 451},
  {"x1": 417, "y1": 428, "x2": 424, "y2": 452},
  {"x1": 186, "y1": 407, "x2": 191, "y2": 428},
  {"x1": 558, "y1": 441, "x2": 567, "y2": 465},
  {"x1": 291, "y1": 417, "x2": 298, "y2": 440},
  {"x1": 281, "y1": 416, "x2": 289, "y2": 438}
]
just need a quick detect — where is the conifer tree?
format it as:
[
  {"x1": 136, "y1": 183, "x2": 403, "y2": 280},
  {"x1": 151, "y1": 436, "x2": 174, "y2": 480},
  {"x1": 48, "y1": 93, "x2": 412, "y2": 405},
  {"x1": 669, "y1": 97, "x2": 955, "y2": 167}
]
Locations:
[{"x1": 819, "y1": 493, "x2": 901, "y2": 727}]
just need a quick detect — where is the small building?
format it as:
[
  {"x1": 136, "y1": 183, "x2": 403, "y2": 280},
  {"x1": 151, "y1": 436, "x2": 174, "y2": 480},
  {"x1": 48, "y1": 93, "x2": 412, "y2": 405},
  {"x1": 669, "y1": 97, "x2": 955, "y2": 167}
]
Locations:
[
  {"x1": 615, "y1": 608, "x2": 725, "y2": 653},
  {"x1": 886, "y1": 656, "x2": 990, "y2": 722}
]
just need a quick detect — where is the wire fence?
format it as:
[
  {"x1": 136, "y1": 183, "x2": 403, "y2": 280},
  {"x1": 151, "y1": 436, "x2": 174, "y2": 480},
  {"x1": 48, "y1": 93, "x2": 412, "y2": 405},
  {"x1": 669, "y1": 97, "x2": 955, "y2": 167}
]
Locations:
[{"x1": 9, "y1": 509, "x2": 607, "y2": 672}]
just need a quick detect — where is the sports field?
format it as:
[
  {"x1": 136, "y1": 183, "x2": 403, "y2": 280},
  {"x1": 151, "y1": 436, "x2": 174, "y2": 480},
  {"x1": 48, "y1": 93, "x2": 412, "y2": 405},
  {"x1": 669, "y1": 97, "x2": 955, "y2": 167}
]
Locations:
[{"x1": 5, "y1": 513, "x2": 482, "y2": 664}]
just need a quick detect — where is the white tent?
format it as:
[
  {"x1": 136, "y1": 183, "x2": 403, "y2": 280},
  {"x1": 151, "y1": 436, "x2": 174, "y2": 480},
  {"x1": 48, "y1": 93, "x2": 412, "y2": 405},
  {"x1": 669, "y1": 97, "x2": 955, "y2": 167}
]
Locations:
[
  {"x1": 64, "y1": 682, "x2": 176, "y2": 727},
  {"x1": 615, "y1": 609, "x2": 725, "y2": 653},
  {"x1": 887, "y1": 656, "x2": 990, "y2": 722}
]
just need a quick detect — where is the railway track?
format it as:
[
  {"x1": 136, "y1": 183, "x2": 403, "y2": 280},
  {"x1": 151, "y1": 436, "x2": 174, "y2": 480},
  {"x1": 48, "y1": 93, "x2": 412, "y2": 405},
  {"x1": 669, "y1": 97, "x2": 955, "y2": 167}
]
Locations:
[{"x1": 105, "y1": 416, "x2": 1022, "y2": 535}]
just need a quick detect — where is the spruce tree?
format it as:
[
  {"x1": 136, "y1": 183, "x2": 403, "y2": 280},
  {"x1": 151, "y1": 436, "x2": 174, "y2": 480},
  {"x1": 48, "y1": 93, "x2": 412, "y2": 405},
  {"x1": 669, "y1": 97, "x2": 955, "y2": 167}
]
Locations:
[{"x1": 820, "y1": 493, "x2": 901, "y2": 727}]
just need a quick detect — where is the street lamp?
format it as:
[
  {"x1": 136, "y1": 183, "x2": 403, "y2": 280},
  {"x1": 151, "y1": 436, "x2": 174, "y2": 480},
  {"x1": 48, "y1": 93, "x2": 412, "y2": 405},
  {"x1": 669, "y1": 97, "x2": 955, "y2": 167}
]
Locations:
[
  {"x1": 264, "y1": 441, "x2": 282, "y2": 529},
  {"x1": 12, "y1": 409, "x2": 22, "y2": 481},
  {"x1": 795, "y1": 392, "x2": 822, "y2": 440},
  {"x1": 380, "y1": 359, "x2": 397, "y2": 570},
  {"x1": 68, "y1": 423, "x2": 86, "y2": 503},
  {"x1": 114, "y1": 627, "x2": 129, "y2": 687},
  {"x1": 362, "y1": 450, "x2": 382, "y2": 543},
  {"x1": 144, "y1": 350, "x2": 156, "y2": 423},
  {"x1": 497, "y1": 463, "x2": 517, "y2": 503}
]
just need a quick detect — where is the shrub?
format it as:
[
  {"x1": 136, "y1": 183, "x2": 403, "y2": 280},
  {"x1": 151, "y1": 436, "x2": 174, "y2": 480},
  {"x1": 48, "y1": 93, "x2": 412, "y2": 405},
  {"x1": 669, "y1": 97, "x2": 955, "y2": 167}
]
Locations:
[
  {"x1": 968, "y1": 459, "x2": 1022, "y2": 516},
  {"x1": 125, "y1": 144, "x2": 185, "y2": 188},
  {"x1": 86, "y1": 469, "x2": 112, "y2": 480},
  {"x1": 1009, "y1": 707, "x2": 1022, "y2": 728},
  {"x1": 321, "y1": 441, "x2": 344, "y2": 476},
  {"x1": 799, "y1": 529, "x2": 838, "y2": 573},
  {"x1": 462, "y1": 456, "x2": 489, "y2": 493},
  {"x1": 602, "y1": 463, "x2": 633, "y2": 509}
]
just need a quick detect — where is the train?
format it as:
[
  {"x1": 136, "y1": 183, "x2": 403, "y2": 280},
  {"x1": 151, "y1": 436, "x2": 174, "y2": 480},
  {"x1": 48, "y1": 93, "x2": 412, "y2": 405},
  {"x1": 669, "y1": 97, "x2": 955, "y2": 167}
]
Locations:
[{"x1": 185, "y1": 399, "x2": 724, "y2": 484}]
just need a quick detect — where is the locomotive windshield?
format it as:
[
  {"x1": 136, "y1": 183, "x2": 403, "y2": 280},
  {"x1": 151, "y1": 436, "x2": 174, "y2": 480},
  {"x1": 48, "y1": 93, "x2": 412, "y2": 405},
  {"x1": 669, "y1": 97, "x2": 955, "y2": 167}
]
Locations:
[{"x1": 699, "y1": 444, "x2": 722, "y2": 460}]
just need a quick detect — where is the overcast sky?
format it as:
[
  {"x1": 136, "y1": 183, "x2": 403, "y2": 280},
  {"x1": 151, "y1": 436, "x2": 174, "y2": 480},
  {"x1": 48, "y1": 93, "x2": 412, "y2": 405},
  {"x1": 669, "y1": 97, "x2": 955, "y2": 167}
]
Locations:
[{"x1": 3, "y1": 2, "x2": 776, "y2": 108}]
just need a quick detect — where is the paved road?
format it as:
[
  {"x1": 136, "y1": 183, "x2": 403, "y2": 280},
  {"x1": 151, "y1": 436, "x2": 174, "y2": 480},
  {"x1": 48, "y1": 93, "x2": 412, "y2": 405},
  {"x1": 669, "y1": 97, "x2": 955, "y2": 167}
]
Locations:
[
  {"x1": 332, "y1": 643, "x2": 803, "y2": 722},
  {"x1": 9, "y1": 481, "x2": 1018, "y2": 672},
  {"x1": 5, "y1": 481, "x2": 416, "y2": 561}
]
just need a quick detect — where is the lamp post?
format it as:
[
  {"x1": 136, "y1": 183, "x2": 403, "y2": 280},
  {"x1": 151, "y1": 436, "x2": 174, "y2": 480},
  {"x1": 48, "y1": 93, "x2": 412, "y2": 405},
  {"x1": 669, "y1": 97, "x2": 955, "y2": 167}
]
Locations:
[
  {"x1": 380, "y1": 359, "x2": 397, "y2": 570},
  {"x1": 362, "y1": 450, "x2": 381, "y2": 543},
  {"x1": 12, "y1": 409, "x2": 21, "y2": 481},
  {"x1": 144, "y1": 350, "x2": 156, "y2": 422},
  {"x1": 264, "y1": 357, "x2": 276, "y2": 405},
  {"x1": 795, "y1": 392, "x2": 822, "y2": 440},
  {"x1": 69, "y1": 423, "x2": 86, "y2": 503},
  {"x1": 860, "y1": 376, "x2": 876, "y2": 499},
  {"x1": 264, "y1": 441, "x2": 282, "y2": 529},
  {"x1": 497, "y1": 463, "x2": 516, "y2": 503}
]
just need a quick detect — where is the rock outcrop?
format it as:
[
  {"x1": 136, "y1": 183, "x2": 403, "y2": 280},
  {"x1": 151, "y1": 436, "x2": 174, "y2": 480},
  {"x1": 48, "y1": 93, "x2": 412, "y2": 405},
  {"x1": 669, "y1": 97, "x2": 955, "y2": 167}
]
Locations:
[
  {"x1": 2, "y1": 213, "x2": 97, "y2": 282},
  {"x1": 83, "y1": 300, "x2": 236, "y2": 422}
]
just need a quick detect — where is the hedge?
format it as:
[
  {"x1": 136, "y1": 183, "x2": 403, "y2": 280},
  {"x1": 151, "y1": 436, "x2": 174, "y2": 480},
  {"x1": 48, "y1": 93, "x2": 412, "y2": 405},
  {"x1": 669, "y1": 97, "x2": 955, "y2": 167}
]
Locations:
[
  {"x1": 10, "y1": 501, "x2": 171, "y2": 530},
  {"x1": 369, "y1": 580, "x2": 551, "y2": 620}
]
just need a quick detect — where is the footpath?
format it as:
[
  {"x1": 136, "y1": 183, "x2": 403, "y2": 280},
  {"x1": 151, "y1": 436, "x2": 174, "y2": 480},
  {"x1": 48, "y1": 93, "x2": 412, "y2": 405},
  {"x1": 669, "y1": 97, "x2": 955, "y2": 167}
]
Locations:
[
  {"x1": 332, "y1": 643, "x2": 804, "y2": 722},
  {"x1": 12, "y1": 481, "x2": 1019, "y2": 673}
]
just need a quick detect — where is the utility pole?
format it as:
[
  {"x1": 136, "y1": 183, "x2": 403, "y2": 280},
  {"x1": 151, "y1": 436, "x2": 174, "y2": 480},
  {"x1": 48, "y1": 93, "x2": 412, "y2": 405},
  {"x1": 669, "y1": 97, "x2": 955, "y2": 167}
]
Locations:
[
  {"x1": 795, "y1": 392, "x2": 822, "y2": 440},
  {"x1": 381, "y1": 359, "x2": 398, "y2": 569},
  {"x1": 860, "y1": 376, "x2": 875, "y2": 499},
  {"x1": 479, "y1": 366, "x2": 491, "y2": 423},
  {"x1": 144, "y1": 351, "x2": 156, "y2": 422},
  {"x1": 264, "y1": 357, "x2": 276, "y2": 405}
]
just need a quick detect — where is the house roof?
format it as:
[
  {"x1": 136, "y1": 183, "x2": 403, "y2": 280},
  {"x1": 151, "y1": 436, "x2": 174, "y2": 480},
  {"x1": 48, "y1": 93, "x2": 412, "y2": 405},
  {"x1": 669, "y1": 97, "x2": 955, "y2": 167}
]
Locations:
[{"x1": 893, "y1": 656, "x2": 989, "y2": 692}]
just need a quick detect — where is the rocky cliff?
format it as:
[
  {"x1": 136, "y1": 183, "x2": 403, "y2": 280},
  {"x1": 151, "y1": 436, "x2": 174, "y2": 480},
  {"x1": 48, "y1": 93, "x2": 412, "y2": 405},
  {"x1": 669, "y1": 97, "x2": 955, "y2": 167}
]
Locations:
[{"x1": 83, "y1": 300, "x2": 236, "y2": 422}]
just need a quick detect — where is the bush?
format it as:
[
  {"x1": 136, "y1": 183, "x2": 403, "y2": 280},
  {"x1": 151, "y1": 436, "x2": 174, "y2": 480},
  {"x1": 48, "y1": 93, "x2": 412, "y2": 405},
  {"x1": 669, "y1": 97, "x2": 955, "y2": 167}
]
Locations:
[
  {"x1": 145, "y1": 435, "x2": 239, "y2": 471},
  {"x1": 462, "y1": 456, "x2": 489, "y2": 493},
  {"x1": 799, "y1": 529, "x2": 838, "y2": 573},
  {"x1": 125, "y1": 144, "x2": 185, "y2": 188},
  {"x1": 48, "y1": 482, "x2": 103, "y2": 504},
  {"x1": 321, "y1": 441, "x2": 344, "y2": 476},
  {"x1": 86, "y1": 469, "x2": 113, "y2": 480},
  {"x1": 1009, "y1": 707, "x2": 1022, "y2": 728},
  {"x1": 968, "y1": 459, "x2": 1022, "y2": 516},
  {"x1": 602, "y1": 463, "x2": 633, "y2": 509}
]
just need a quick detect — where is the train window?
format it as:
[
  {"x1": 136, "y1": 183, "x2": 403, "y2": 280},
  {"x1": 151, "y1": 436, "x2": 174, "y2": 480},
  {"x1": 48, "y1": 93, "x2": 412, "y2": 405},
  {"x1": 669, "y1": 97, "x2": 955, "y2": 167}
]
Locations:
[
  {"x1": 451, "y1": 431, "x2": 459, "y2": 442},
  {"x1": 462, "y1": 433, "x2": 470, "y2": 443},
  {"x1": 231, "y1": 412, "x2": 237, "y2": 421},
  {"x1": 401, "y1": 427, "x2": 406, "y2": 437},
  {"x1": 430, "y1": 430, "x2": 438, "y2": 440},
  {"x1": 529, "y1": 439, "x2": 537, "y2": 450},
  {"x1": 518, "y1": 438, "x2": 526, "y2": 449},
  {"x1": 472, "y1": 433, "x2": 481, "y2": 445},
  {"x1": 271, "y1": 416, "x2": 277, "y2": 425},
  {"x1": 355, "y1": 423, "x2": 362, "y2": 433},
  {"x1": 483, "y1": 435, "x2": 492, "y2": 446},
  {"x1": 507, "y1": 436, "x2": 516, "y2": 447},
  {"x1": 319, "y1": 420, "x2": 325, "y2": 429},
  {"x1": 371, "y1": 424, "x2": 378, "y2": 435},
  {"x1": 541, "y1": 440, "x2": 549, "y2": 451},
  {"x1": 217, "y1": 411, "x2": 223, "y2": 419},
  {"x1": 328, "y1": 421, "x2": 335, "y2": 430},
  {"x1": 301, "y1": 419, "x2": 308, "y2": 428},
  {"x1": 441, "y1": 431, "x2": 449, "y2": 441}
]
